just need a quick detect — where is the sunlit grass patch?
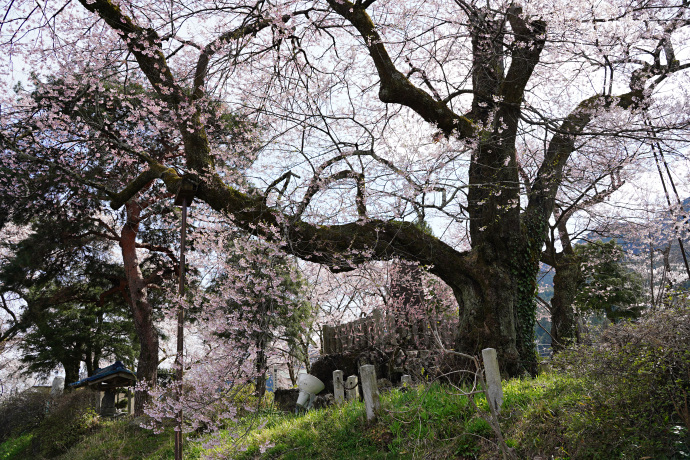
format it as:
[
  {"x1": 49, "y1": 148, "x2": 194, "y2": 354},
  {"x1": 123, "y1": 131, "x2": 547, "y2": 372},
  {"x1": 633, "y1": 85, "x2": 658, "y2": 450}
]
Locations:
[{"x1": 0, "y1": 433, "x2": 33, "y2": 460}]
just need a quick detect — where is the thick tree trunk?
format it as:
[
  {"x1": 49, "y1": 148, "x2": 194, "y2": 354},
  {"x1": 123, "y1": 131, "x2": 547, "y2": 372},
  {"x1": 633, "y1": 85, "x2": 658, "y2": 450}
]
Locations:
[
  {"x1": 453, "y1": 255, "x2": 539, "y2": 377},
  {"x1": 62, "y1": 359, "x2": 81, "y2": 390},
  {"x1": 85, "y1": 352, "x2": 95, "y2": 377},
  {"x1": 120, "y1": 201, "x2": 159, "y2": 416},
  {"x1": 550, "y1": 253, "x2": 582, "y2": 352}
]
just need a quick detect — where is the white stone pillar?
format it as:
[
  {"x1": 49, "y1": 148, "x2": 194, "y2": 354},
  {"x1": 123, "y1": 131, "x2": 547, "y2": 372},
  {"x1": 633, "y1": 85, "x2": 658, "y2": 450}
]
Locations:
[
  {"x1": 345, "y1": 375, "x2": 359, "y2": 401},
  {"x1": 481, "y1": 348, "x2": 503, "y2": 414},
  {"x1": 333, "y1": 370, "x2": 345, "y2": 404},
  {"x1": 359, "y1": 364, "x2": 381, "y2": 422}
]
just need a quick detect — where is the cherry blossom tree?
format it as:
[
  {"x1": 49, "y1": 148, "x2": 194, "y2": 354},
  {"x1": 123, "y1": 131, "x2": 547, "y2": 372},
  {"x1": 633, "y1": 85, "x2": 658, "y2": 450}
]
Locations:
[{"x1": 3, "y1": 0, "x2": 690, "y2": 375}]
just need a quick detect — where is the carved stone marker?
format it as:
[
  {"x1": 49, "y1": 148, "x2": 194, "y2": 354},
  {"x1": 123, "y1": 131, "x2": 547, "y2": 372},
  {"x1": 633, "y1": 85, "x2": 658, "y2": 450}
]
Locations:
[
  {"x1": 50, "y1": 376, "x2": 64, "y2": 396},
  {"x1": 333, "y1": 370, "x2": 345, "y2": 404},
  {"x1": 359, "y1": 364, "x2": 381, "y2": 421},
  {"x1": 401, "y1": 374, "x2": 411, "y2": 387},
  {"x1": 101, "y1": 390, "x2": 116, "y2": 417},
  {"x1": 345, "y1": 375, "x2": 359, "y2": 401},
  {"x1": 481, "y1": 348, "x2": 503, "y2": 414}
]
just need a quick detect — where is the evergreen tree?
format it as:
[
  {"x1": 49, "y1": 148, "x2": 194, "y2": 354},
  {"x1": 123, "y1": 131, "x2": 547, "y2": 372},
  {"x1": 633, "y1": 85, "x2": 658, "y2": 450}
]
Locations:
[
  {"x1": 574, "y1": 240, "x2": 645, "y2": 322},
  {"x1": 0, "y1": 217, "x2": 138, "y2": 387}
]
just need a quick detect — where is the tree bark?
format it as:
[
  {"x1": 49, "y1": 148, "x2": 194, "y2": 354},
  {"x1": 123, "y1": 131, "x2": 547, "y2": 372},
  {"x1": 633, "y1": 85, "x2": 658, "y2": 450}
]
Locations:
[
  {"x1": 550, "y1": 253, "x2": 582, "y2": 352},
  {"x1": 254, "y1": 339, "x2": 267, "y2": 399},
  {"x1": 453, "y1": 250, "x2": 539, "y2": 377},
  {"x1": 120, "y1": 201, "x2": 159, "y2": 416},
  {"x1": 62, "y1": 359, "x2": 81, "y2": 390}
]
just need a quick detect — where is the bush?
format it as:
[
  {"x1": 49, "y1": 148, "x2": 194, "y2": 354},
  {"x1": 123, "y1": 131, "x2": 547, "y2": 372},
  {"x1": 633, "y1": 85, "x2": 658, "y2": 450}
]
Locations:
[
  {"x1": 552, "y1": 305, "x2": 690, "y2": 458},
  {"x1": 0, "y1": 390, "x2": 51, "y2": 443},
  {"x1": 29, "y1": 390, "x2": 99, "y2": 458}
]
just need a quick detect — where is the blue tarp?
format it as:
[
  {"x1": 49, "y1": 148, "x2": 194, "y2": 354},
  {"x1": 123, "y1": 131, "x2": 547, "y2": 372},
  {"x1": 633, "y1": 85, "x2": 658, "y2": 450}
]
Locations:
[{"x1": 69, "y1": 361, "x2": 135, "y2": 388}]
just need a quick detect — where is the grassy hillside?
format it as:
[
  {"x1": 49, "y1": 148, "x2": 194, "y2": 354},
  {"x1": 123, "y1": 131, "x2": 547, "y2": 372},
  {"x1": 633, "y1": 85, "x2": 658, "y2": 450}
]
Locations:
[
  {"x1": 2, "y1": 306, "x2": 689, "y2": 459},
  {"x1": 3, "y1": 371, "x2": 687, "y2": 459}
]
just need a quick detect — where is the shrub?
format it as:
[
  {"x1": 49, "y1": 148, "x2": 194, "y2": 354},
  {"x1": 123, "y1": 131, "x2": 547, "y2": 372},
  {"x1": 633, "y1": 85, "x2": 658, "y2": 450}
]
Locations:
[
  {"x1": 29, "y1": 390, "x2": 99, "y2": 457},
  {"x1": 552, "y1": 304, "x2": 690, "y2": 458},
  {"x1": 0, "y1": 390, "x2": 51, "y2": 443}
]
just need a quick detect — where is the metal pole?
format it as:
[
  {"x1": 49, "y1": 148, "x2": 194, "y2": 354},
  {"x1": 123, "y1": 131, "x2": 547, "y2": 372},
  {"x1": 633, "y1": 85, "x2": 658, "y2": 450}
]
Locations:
[{"x1": 174, "y1": 198, "x2": 187, "y2": 460}]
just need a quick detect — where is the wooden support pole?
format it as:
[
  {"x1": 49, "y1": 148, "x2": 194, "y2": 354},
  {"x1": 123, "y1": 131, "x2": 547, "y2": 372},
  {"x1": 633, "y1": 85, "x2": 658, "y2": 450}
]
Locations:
[
  {"x1": 174, "y1": 198, "x2": 188, "y2": 460},
  {"x1": 359, "y1": 364, "x2": 381, "y2": 422},
  {"x1": 333, "y1": 370, "x2": 345, "y2": 404}
]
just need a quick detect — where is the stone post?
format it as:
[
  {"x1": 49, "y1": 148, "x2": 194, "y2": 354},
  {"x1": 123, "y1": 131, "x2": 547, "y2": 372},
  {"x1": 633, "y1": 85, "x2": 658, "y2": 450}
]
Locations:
[
  {"x1": 50, "y1": 376, "x2": 64, "y2": 396},
  {"x1": 359, "y1": 364, "x2": 381, "y2": 421},
  {"x1": 401, "y1": 374, "x2": 411, "y2": 387},
  {"x1": 333, "y1": 370, "x2": 345, "y2": 404},
  {"x1": 481, "y1": 348, "x2": 503, "y2": 414},
  {"x1": 345, "y1": 375, "x2": 359, "y2": 401}
]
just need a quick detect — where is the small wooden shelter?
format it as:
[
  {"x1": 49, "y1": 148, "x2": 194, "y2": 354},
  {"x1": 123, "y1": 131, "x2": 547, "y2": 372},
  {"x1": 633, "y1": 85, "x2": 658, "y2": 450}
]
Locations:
[{"x1": 70, "y1": 361, "x2": 136, "y2": 416}]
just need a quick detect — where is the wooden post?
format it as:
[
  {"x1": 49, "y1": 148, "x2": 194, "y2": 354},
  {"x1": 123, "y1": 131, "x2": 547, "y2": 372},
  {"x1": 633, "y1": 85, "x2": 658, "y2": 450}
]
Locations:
[
  {"x1": 345, "y1": 375, "x2": 359, "y2": 401},
  {"x1": 174, "y1": 197, "x2": 188, "y2": 460},
  {"x1": 174, "y1": 178, "x2": 197, "y2": 460},
  {"x1": 333, "y1": 370, "x2": 345, "y2": 404},
  {"x1": 322, "y1": 325, "x2": 333, "y2": 355},
  {"x1": 359, "y1": 364, "x2": 381, "y2": 422},
  {"x1": 481, "y1": 348, "x2": 503, "y2": 414}
]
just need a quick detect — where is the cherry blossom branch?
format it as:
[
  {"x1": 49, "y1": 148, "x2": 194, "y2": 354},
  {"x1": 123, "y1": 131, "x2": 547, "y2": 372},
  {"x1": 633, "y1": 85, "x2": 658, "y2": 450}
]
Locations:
[
  {"x1": 192, "y1": 8, "x2": 314, "y2": 100},
  {"x1": 325, "y1": 0, "x2": 475, "y2": 138},
  {"x1": 110, "y1": 164, "x2": 177, "y2": 210}
]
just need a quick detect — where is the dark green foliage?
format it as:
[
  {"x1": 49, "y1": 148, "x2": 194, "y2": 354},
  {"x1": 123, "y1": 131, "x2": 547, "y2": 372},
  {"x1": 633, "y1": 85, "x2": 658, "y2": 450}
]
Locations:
[
  {"x1": 207, "y1": 238, "x2": 317, "y2": 395},
  {"x1": 551, "y1": 304, "x2": 690, "y2": 458},
  {"x1": 574, "y1": 240, "x2": 644, "y2": 321},
  {"x1": 0, "y1": 217, "x2": 138, "y2": 384}
]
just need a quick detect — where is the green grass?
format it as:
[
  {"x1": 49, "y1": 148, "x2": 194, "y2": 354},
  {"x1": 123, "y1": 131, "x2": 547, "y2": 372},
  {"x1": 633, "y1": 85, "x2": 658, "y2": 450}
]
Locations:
[
  {"x1": 193, "y1": 381, "x2": 515, "y2": 459},
  {"x1": 2, "y1": 370, "x2": 686, "y2": 459},
  {"x1": 55, "y1": 419, "x2": 175, "y2": 460},
  {"x1": 0, "y1": 434, "x2": 33, "y2": 460},
  {"x1": 189, "y1": 371, "x2": 687, "y2": 459}
]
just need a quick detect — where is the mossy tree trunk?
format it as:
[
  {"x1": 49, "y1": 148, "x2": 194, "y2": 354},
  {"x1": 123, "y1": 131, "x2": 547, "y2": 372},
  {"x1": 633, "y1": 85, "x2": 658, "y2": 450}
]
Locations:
[{"x1": 549, "y1": 252, "x2": 582, "y2": 352}]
